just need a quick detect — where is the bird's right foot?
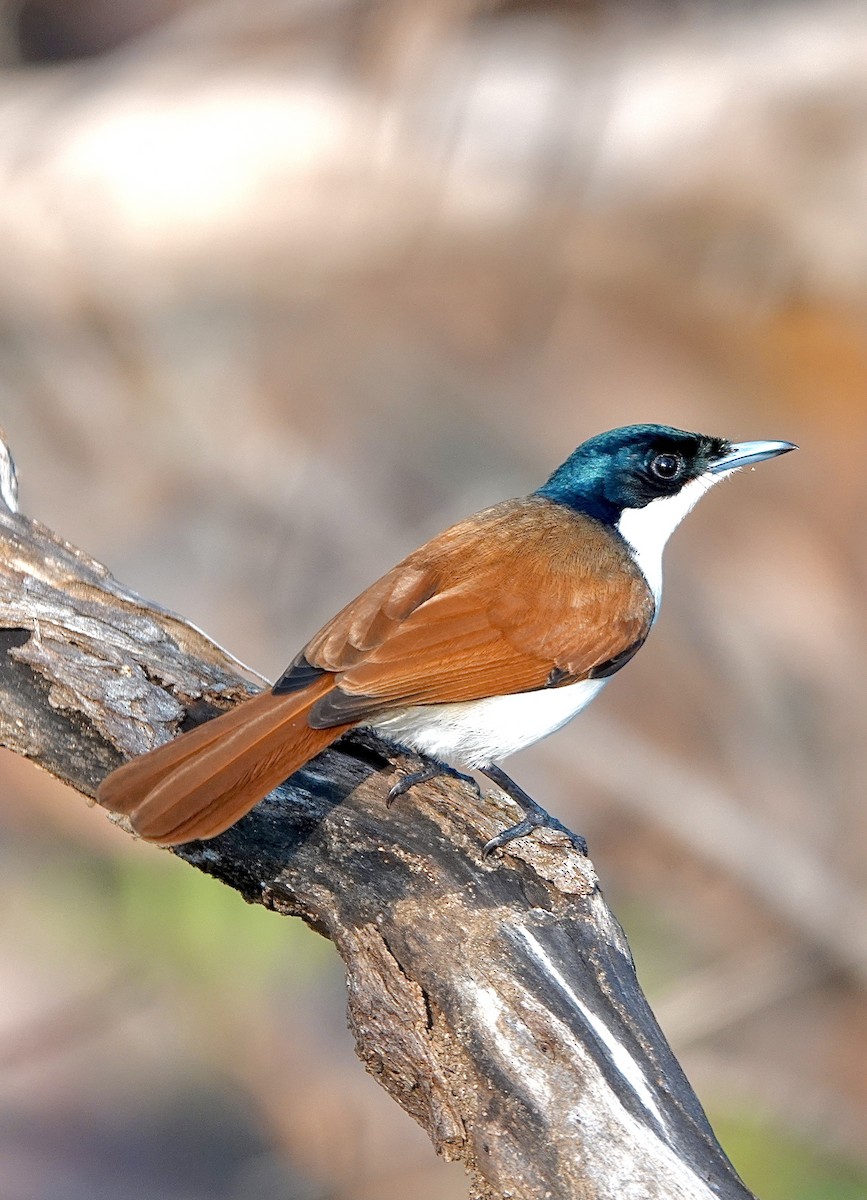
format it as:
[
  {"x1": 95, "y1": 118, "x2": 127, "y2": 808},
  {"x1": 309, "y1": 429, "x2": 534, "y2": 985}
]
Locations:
[{"x1": 479, "y1": 763, "x2": 588, "y2": 858}]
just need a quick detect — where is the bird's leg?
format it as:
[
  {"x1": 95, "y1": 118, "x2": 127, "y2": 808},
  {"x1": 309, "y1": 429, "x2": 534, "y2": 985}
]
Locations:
[
  {"x1": 339, "y1": 730, "x2": 480, "y2": 805},
  {"x1": 387, "y1": 755, "x2": 481, "y2": 807},
  {"x1": 479, "y1": 763, "x2": 588, "y2": 858}
]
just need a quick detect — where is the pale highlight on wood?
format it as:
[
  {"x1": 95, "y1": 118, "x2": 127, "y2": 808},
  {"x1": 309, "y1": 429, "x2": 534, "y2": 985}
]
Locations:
[{"x1": 0, "y1": 437, "x2": 755, "y2": 1200}]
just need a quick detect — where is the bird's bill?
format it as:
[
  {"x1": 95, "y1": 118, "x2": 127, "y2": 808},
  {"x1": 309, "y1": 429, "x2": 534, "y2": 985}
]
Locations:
[{"x1": 709, "y1": 440, "x2": 798, "y2": 474}]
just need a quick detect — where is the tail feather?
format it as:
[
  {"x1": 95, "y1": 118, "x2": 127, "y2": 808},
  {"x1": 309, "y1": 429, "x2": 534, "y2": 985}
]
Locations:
[{"x1": 96, "y1": 678, "x2": 352, "y2": 845}]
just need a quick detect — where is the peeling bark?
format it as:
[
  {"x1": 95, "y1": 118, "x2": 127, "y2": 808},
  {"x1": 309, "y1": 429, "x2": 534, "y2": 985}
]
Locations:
[{"x1": 0, "y1": 451, "x2": 755, "y2": 1200}]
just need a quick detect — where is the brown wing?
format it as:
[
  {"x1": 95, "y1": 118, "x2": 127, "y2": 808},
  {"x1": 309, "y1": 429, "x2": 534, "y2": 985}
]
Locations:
[
  {"x1": 287, "y1": 497, "x2": 655, "y2": 727},
  {"x1": 98, "y1": 496, "x2": 653, "y2": 847}
]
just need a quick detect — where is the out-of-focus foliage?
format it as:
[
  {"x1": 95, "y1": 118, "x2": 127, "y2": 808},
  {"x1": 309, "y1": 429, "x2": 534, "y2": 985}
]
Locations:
[
  {"x1": 715, "y1": 1112, "x2": 867, "y2": 1200},
  {"x1": 0, "y1": 2, "x2": 865, "y2": 1197}
]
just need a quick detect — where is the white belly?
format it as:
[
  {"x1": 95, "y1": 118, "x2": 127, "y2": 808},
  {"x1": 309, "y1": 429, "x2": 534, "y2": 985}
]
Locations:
[{"x1": 368, "y1": 677, "x2": 607, "y2": 767}]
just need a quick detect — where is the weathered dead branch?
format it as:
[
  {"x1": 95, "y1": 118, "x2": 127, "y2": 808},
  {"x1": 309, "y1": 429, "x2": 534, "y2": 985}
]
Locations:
[{"x1": 0, "y1": 443, "x2": 755, "y2": 1200}]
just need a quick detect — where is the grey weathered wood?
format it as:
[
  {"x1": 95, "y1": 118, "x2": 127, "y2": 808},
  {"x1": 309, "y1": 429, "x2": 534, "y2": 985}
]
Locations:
[{"x1": 0, "y1": 445, "x2": 755, "y2": 1200}]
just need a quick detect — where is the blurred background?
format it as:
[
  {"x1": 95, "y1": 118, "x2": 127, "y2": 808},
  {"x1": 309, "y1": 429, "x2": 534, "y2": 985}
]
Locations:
[{"x1": 0, "y1": 0, "x2": 865, "y2": 1197}]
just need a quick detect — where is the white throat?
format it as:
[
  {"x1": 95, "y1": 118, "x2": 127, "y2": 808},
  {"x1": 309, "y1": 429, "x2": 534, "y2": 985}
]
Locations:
[{"x1": 616, "y1": 473, "x2": 721, "y2": 607}]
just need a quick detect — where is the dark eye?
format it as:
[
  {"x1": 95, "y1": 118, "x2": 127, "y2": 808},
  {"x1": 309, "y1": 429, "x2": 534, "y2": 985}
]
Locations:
[{"x1": 650, "y1": 452, "x2": 682, "y2": 480}]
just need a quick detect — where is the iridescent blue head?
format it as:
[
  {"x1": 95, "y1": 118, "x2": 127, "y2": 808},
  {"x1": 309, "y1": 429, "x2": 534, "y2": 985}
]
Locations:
[
  {"x1": 536, "y1": 424, "x2": 795, "y2": 526},
  {"x1": 536, "y1": 424, "x2": 796, "y2": 606}
]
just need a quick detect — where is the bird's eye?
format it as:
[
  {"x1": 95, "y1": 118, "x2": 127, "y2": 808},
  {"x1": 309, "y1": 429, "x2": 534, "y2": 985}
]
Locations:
[{"x1": 650, "y1": 452, "x2": 682, "y2": 480}]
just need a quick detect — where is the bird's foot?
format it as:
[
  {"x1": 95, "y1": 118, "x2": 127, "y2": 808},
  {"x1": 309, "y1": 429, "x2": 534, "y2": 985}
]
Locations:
[
  {"x1": 481, "y1": 807, "x2": 588, "y2": 859},
  {"x1": 338, "y1": 731, "x2": 481, "y2": 804},
  {"x1": 479, "y1": 763, "x2": 588, "y2": 859},
  {"x1": 387, "y1": 757, "x2": 481, "y2": 807}
]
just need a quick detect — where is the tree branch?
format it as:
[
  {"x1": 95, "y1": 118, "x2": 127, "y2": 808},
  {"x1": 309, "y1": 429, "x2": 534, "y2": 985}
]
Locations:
[{"x1": 0, "y1": 441, "x2": 755, "y2": 1200}]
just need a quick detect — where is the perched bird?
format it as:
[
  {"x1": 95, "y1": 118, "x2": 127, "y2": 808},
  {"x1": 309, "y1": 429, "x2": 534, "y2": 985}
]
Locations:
[{"x1": 97, "y1": 424, "x2": 795, "y2": 855}]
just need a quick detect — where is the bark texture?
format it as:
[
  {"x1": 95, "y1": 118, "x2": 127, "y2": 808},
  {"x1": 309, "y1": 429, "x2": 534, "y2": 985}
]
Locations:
[{"x1": 0, "y1": 454, "x2": 756, "y2": 1200}]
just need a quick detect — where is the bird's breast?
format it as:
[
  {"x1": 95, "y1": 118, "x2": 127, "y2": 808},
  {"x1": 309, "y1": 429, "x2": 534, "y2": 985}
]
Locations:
[{"x1": 367, "y1": 677, "x2": 607, "y2": 767}]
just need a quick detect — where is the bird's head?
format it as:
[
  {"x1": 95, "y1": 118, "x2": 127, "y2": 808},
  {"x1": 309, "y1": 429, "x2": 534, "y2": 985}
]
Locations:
[{"x1": 536, "y1": 423, "x2": 796, "y2": 598}]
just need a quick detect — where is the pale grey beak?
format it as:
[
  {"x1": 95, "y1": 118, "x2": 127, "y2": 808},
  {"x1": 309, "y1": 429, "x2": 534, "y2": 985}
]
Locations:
[{"x1": 709, "y1": 439, "x2": 798, "y2": 474}]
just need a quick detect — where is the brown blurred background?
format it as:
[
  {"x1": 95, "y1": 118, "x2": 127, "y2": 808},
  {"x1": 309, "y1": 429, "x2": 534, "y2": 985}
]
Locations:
[{"x1": 0, "y1": 1, "x2": 865, "y2": 1197}]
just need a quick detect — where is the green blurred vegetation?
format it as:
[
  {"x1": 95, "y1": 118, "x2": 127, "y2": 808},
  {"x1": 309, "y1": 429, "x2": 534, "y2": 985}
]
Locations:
[
  {"x1": 114, "y1": 851, "x2": 333, "y2": 998},
  {"x1": 8, "y1": 837, "x2": 333, "y2": 1002},
  {"x1": 714, "y1": 1110, "x2": 867, "y2": 1200}
]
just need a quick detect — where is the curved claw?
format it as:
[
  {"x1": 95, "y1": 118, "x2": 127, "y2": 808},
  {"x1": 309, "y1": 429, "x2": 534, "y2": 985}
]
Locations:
[
  {"x1": 482, "y1": 816, "x2": 540, "y2": 858},
  {"x1": 482, "y1": 811, "x2": 588, "y2": 859},
  {"x1": 387, "y1": 760, "x2": 482, "y2": 808},
  {"x1": 478, "y1": 762, "x2": 588, "y2": 859},
  {"x1": 387, "y1": 764, "x2": 438, "y2": 807}
]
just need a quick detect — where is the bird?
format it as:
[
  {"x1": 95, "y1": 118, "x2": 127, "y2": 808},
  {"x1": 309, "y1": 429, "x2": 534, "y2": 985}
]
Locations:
[{"x1": 96, "y1": 424, "x2": 796, "y2": 856}]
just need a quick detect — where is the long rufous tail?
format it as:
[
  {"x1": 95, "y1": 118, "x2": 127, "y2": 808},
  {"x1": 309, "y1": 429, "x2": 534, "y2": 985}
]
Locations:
[{"x1": 96, "y1": 677, "x2": 352, "y2": 845}]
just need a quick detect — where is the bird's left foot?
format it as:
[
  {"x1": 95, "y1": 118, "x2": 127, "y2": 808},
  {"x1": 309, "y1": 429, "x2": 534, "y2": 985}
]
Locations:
[
  {"x1": 387, "y1": 757, "x2": 481, "y2": 806},
  {"x1": 481, "y1": 807, "x2": 588, "y2": 859},
  {"x1": 479, "y1": 763, "x2": 588, "y2": 858}
]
